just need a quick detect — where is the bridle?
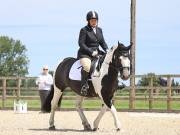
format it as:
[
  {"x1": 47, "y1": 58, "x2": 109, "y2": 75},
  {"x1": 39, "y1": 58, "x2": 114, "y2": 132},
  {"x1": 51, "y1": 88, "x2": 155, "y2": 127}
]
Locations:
[
  {"x1": 106, "y1": 51, "x2": 130, "y2": 73},
  {"x1": 97, "y1": 49, "x2": 130, "y2": 74},
  {"x1": 108, "y1": 63, "x2": 130, "y2": 73}
]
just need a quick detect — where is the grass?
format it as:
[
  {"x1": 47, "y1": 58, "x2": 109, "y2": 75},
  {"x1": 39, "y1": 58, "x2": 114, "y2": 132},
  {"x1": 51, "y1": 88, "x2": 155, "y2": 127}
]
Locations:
[{"x1": 1, "y1": 98, "x2": 180, "y2": 111}]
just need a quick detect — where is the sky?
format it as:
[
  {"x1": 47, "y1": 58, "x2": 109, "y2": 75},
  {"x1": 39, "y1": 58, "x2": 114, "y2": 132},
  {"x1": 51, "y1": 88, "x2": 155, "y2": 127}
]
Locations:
[{"x1": 0, "y1": 0, "x2": 180, "y2": 77}]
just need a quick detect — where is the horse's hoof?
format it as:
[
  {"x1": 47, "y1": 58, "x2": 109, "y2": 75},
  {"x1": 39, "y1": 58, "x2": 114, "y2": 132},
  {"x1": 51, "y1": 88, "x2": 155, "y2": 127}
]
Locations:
[
  {"x1": 84, "y1": 124, "x2": 92, "y2": 131},
  {"x1": 49, "y1": 126, "x2": 56, "y2": 130},
  {"x1": 117, "y1": 128, "x2": 121, "y2": 131},
  {"x1": 84, "y1": 128, "x2": 92, "y2": 131},
  {"x1": 93, "y1": 128, "x2": 99, "y2": 131}
]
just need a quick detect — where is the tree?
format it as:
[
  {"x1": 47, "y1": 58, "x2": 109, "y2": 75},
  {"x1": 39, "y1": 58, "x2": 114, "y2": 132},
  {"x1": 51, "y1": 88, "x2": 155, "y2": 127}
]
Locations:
[
  {"x1": 137, "y1": 73, "x2": 161, "y2": 93},
  {"x1": 138, "y1": 73, "x2": 160, "y2": 87},
  {"x1": 0, "y1": 36, "x2": 29, "y2": 76}
]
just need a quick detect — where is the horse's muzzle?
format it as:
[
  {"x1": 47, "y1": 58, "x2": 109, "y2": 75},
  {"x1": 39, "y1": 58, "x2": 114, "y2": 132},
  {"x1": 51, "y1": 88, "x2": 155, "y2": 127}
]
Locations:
[
  {"x1": 121, "y1": 68, "x2": 130, "y2": 80},
  {"x1": 121, "y1": 75, "x2": 129, "y2": 80}
]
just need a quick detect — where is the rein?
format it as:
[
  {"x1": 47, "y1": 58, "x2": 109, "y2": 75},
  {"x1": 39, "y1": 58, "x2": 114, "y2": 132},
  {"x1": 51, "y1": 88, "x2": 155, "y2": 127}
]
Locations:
[
  {"x1": 99, "y1": 50, "x2": 130, "y2": 73},
  {"x1": 104, "y1": 61, "x2": 129, "y2": 73},
  {"x1": 104, "y1": 62, "x2": 119, "y2": 72}
]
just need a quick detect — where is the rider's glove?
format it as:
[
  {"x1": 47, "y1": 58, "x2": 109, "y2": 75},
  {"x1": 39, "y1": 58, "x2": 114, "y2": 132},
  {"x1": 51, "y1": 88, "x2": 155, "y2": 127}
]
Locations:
[
  {"x1": 105, "y1": 49, "x2": 109, "y2": 53},
  {"x1": 92, "y1": 50, "x2": 98, "y2": 57}
]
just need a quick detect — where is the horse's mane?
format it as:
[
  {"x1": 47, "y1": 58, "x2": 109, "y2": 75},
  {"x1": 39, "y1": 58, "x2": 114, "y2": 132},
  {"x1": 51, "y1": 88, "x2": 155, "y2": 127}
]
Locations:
[{"x1": 96, "y1": 44, "x2": 118, "y2": 72}]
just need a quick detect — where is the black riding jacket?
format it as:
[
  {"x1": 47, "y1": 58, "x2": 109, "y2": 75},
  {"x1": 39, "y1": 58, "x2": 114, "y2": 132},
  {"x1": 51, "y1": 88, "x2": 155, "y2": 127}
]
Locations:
[{"x1": 77, "y1": 25, "x2": 108, "y2": 59}]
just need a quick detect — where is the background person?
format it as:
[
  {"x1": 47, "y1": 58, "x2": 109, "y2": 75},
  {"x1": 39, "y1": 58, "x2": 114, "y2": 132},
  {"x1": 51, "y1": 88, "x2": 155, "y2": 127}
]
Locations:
[{"x1": 36, "y1": 65, "x2": 53, "y2": 112}]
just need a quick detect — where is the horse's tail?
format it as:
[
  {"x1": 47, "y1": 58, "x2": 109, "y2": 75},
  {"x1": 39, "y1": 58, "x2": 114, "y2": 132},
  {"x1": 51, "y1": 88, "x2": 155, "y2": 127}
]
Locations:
[
  {"x1": 42, "y1": 85, "x2": 54, "y2": 112},
  {"x1": 42, "y1": 85, "x2": 63, "y2": 112}
]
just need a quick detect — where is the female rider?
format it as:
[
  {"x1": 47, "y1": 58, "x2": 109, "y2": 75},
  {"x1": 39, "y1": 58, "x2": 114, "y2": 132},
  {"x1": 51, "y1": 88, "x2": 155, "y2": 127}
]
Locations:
[{"x1": 77, "y1": 11, "x2": 109, "y2": 95}]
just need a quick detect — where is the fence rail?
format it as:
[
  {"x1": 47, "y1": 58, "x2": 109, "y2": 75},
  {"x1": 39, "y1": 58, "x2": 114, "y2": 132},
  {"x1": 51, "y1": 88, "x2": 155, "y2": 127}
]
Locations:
[{"x1": 0, "y1": 75, "x2": 180, "y2": 112}]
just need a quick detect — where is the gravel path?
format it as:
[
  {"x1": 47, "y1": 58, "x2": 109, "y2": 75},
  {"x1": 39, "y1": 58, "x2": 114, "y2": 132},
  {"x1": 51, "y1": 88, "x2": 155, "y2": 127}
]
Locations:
[{"x1": 0, "y1": 110, "x2": 180, "y2": 135}]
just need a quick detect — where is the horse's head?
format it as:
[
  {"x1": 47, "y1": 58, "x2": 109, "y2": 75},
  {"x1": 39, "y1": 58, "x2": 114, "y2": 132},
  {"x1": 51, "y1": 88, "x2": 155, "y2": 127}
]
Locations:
[{"x1": 107, "y1": 41, "x2": 132, "y2": 80}]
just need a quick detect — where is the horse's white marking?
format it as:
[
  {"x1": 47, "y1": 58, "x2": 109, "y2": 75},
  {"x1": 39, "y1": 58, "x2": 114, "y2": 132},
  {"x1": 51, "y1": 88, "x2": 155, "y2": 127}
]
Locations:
[
  {"x1": 75, "y1": 96, "x2": 90, "y2": 127},
  {"x1": 120, "y1": 56, "x2": 130, "y2": 77},
  {"x1": 120, "y1": 56, "x2": 130, "y2": 68},
  {"x1": 94, "y1": 104, "x2": 121, "y2": 130},
  {"x1": 49, "y1": 67, "x2": 63, "y2": 127},
  {"x1": 49, "y1": 85, "x2": 62, "y2": 127},
  {"x1": 93, "y1": 105, "x2": 107, "y2": 129},
  {"x1": 92, "y1": 45, "x2": 118, "y2": 100},
  {"x1": 109, "y1": 105, "x2": 121, "y2": 129}
]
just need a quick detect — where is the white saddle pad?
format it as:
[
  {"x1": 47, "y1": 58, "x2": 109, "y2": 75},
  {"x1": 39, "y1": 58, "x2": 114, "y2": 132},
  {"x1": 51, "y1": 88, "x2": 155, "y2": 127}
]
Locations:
[
  {"x1": 69, "y1": 60, "x2": 82, "y2": 80},
  {"x1": 69, "y1": 60, "x2": 100, "y2": 81}
]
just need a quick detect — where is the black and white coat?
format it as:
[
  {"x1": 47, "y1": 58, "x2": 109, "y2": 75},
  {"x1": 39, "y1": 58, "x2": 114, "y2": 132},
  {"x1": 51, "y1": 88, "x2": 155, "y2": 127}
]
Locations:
[{"x1": 43, "y1": 43, "x2": 131, "y2": 131}]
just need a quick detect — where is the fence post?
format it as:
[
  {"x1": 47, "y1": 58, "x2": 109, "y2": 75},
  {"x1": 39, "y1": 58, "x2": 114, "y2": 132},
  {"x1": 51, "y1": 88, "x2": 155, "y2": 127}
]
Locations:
[
  {"x1": 2, "y1": 78, "x2": 6, "y2": 109},
  {"x1": 167, "y1": 76, "x2": 172, "y2": 112},
  {"x1": 129, "y1": 0, "x2": 136, "y2": 110},
  {"x1": 149, "y1": 77, "x2": 153, "y2": 111},
  {"x1": 17, "y1": 78, "x2": 21, "y2": 100},
  {"x1": 129, "y1": 75, "x2": 136, "y2": 109}
]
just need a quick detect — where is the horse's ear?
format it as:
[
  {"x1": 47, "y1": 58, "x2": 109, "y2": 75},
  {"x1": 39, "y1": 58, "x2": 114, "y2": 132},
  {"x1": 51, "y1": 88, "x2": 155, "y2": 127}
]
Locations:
[
  {"x1": 125, "y1": 42, "x2": 133, "y2": 50},
  {"x1": 118, "y1": 41, "x2": 120, "y2": 47},
  {"x1": 118, "y1": 41, "x2": 124, "y2": 47},
  {"x1": 127, "y1": 44, "x2": 132, "y2": 50}
]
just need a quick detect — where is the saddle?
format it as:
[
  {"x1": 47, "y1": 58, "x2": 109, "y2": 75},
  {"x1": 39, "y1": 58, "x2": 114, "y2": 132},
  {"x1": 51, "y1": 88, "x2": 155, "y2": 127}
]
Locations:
[
  {"x1": 89, "y1": 58, "x2": 98, "y2": 77},
  {"x1": 69, "y1": 55, "x2": 105, "y2": 81}
]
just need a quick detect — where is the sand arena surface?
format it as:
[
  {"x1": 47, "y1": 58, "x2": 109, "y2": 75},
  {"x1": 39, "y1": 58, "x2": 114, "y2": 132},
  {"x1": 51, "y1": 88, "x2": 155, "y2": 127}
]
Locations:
[{"x1": 0, "y1": 110, "x2": 180, "y2": 135}]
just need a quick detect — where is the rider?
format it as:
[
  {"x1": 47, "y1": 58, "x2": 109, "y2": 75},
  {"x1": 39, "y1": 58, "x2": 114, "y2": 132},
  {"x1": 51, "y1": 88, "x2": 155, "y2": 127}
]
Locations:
[{"x1": 77, "y1": 11, "x2": 109, "y2": 95}]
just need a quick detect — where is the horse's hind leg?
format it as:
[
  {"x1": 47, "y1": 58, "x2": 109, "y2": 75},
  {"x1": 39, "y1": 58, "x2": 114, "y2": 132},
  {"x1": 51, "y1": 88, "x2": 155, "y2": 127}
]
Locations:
[
  {"x1": 93, "y1": 104, "x2": 107, "y2": 131},
  {"x1": 49, "y1": 85, "x2": 62, "y2": 130},
  {"x1": 75, "y1": 96, "x2": 92, "y2": 131}
]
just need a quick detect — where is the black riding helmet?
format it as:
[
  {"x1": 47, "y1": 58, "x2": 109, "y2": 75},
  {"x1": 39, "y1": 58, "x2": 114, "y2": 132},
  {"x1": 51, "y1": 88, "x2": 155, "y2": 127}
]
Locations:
[{"x1": 86, "y1": 11, "x2": 98, "y2": 21}]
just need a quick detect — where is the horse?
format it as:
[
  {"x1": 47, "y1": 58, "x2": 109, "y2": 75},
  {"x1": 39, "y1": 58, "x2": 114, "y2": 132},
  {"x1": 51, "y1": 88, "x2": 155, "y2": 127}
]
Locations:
[{"x1": 43, "y1": 42, "x2": 132, "y2": 131}]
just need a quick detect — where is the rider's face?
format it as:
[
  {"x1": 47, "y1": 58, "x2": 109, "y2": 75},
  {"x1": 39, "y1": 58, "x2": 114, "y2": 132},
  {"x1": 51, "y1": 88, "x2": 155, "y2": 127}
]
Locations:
[
  {"x1": 89, "y1": 19, "x2": 97, "y2": 28},
  {"x1": 43, "y1": 68, "x2": 48, "y2": 75}
]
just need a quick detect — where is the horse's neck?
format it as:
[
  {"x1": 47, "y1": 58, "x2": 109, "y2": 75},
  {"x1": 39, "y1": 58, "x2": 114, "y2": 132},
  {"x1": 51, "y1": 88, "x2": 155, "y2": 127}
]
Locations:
[
  {"x1": 108, "y1": 65, "x2": 119, "y2": 80},
  {"x1": 98, "y1": 61, "x2": 118, "y2": 91},
  {"x1": 97, "y1": 55, "x2": 106, "y2": 69},
  {"x1": 99, "y1": 54, "x2": 118, "y2": 81}
]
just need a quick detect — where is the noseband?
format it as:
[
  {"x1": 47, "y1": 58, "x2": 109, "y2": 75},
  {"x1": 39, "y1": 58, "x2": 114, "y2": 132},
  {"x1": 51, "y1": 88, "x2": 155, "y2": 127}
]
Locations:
[{"x1": 105, "y1": 62, "x2": 128, "y2": 73}]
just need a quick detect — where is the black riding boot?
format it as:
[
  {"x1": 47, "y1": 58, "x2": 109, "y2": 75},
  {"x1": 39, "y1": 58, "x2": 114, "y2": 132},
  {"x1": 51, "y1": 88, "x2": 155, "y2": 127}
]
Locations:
[{"x1": 81, "y1": 70, "x2": 89, "y2": 96}]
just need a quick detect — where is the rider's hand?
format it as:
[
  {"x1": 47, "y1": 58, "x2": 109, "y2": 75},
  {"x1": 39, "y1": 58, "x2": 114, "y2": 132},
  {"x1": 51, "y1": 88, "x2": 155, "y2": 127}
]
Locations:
[
  {"x1": 92, "y1": 50, "x2": 98, "y2": 57},
  {"x1": 105, "y1": 49, "x2": 109, "y2": 53}
]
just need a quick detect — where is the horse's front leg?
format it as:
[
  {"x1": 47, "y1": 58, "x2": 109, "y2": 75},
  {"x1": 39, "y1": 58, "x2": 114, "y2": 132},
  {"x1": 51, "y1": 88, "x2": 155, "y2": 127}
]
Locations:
[
  {"x1": 109, "y1": 104, "x2": 121, "y2": 131},
  {"x1": 93, "y1": 104, "x2": 107, "y2": 131},
  {"x1": 49, "y1": 87, "x2": 62, "y2": 130},
  {"x1": 75, "y1": 96, "x2": 92, "y2": 131}
]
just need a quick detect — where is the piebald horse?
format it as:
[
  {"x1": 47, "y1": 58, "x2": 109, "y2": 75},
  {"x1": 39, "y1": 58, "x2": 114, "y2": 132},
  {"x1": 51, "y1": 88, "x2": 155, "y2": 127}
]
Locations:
[{"x1": 43, "y1": 42, "x2": 131, "y2": 131}]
